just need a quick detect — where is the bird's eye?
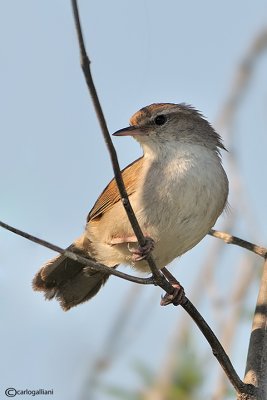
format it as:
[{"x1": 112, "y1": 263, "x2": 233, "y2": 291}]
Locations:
[{"x1": 154, "y1": 115, "x2": 167, "y2": 126}]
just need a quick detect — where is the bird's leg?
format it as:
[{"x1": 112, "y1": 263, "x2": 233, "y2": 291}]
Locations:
[
  {"x1": 160, "y1": 267, "x2": 185, "y2": 306},
  {"x1": 110, "y1": 235, "x2": 155, "y2": 261},
  {"x1": 128, "y1": 236, "x2": 155, "y2": 261}
]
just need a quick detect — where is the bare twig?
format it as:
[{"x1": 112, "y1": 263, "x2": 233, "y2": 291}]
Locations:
[
  {"x1": 0, "y1": 220, "x2": 153, "y2": 286},
  {"x1": 209, "y1": 229, "x2": 267, "y2": 259},
  {"x1": 181, "y1": 297, "x2": 256, "y2": 397},
  {"x1": 71, "y1": 0, "x2": 163, "y2": 283},
  {"x1": 238, "y1": 259, "x2": 267, "y2": 400},
  {"x1": 213, "y1": 255, "x2": 259, "y2": 400}
]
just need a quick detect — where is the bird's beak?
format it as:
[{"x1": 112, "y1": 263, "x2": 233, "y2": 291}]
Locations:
[{"x1": 112, "y1": 126, "x2": 144, "y2": 137}]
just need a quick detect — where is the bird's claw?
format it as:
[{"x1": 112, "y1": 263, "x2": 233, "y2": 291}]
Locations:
[
  {"x1": 128, "y1": 237, "x2": 155, "y2": 261},
  {"x1": 160, "y1": 283, "x2": 185, "y2": 306}
]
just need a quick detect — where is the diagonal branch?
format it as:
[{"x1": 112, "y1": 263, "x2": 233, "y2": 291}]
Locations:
[
  {"x1": 0, "y1": 220, "x2": 153, "y2": 286},
  {"x1": 71, "y1": 0, "x2": 163, "y2": 284},
  {"x1": 186, "y1": 303, "x2": 257, "y2": 397},
  {"x1": 238, "y1": 259, "x2": 267, "y2": 400},
  {"x1": 209, "y1": 229, "x2": 267, "y2": 259}
]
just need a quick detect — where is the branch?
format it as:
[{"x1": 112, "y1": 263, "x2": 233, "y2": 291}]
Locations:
[
  {"x1": 182, "y1": 297, "x2": 257, "y2": 397},
  {"x1": 209, "y1": 229, "x2": 267, "y2": 259},
  {"x1": 70, "y1": 0, "x2": 163, "y2": 283},
  {"x1": 237, "y1": 259, "x2": 267, "y2": 400},
  {"x1": 0, "y1": 220, "x2": 153, "y2": 286},
  {"x1": 212, "y1": 255, "x2": 258, "y2": 399}
]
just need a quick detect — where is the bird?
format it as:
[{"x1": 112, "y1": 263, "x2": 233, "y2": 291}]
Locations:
[{"x1": 33, "y1": 103, "x2": 229, "y2": 310}]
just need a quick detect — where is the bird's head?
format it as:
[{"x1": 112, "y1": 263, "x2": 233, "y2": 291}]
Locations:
[{"x1": 113, "y1": 103, "x2": 226, "y2": 155}]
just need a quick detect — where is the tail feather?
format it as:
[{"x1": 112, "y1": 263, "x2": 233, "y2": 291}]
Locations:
[{"x1": 33, "y1": 243, "x2": 111, "y2": 311}]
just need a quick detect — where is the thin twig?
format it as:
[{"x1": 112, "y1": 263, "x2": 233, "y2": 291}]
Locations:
[
  {"x1": 213, "y1": 255, "x2": 259, "y2": 400},
  {"x1": 71, "y1": 0, "x2": 163, "y2": 283},
  {"x1": 238, "y1": 259, "x2": 267, "y2": 400},
  {"x1": 209, "y1": 229, "x2": 267, "y2": 259},
  {"x1": 181, "y1": 297, "x2": 257, "y2": 397},
  {"x1": 0, "y1": 220, "x2": 153, "y2": 286}
]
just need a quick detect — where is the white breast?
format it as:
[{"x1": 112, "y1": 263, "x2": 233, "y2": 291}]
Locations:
[{"x1": 132, "y1": 143, "x2": 228, "y2": 271}]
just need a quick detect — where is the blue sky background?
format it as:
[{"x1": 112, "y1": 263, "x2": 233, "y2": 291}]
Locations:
[{"x1": 1, "y1": 1, "x2": 267, "y2": 399}]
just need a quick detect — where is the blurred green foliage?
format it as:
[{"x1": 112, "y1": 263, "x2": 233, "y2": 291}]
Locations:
[{"x1": 100, "y1": 337, "x2": 204, "y2": 400}]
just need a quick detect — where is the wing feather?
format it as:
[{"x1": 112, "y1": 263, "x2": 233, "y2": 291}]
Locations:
[{"x1": 87, "y1": 157, "x2": 144, "y2": 222}]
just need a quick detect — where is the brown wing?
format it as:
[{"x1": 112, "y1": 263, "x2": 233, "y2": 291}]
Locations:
[{"x1": 87, "y1": 156, "x2": 144, "y2": 222}]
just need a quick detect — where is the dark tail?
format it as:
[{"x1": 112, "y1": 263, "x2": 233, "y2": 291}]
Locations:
[{"x1": 32, "y1": 242, "x2": 110, "y2": 311}]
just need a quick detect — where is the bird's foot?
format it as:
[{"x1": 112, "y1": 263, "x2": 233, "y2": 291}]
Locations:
[
  {"x1": 160, "y1": 267, "x2": 185, "y2": 306},
  {"x1": 128, "y1": 237, "x2": 155, "y2": 261},
  {"x1": 160, "y1": 282, "x2": 185, "y2": 306}
]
